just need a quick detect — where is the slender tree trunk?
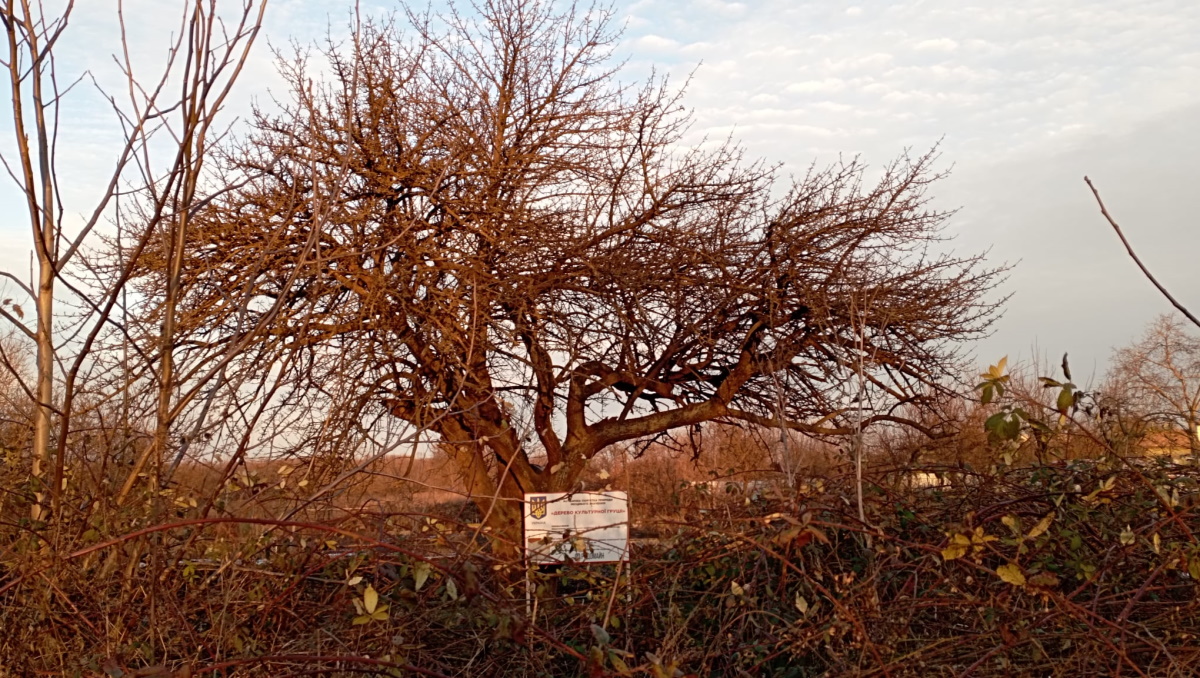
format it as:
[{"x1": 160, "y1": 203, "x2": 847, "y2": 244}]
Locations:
[{"x1": 31, "y1": 237, "x2": 54, "y2": 520}]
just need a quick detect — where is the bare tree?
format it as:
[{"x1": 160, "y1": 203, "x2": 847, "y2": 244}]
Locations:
[
  {"x1": 159, "y1": 0, "x2": 1004, "y2": 547},
  {"x1": 0, "y1": 0, "x2": 267, "y2": 519},
  {"x1": 1108, "y1": 314, "x2": 1200, "y2": 450}
]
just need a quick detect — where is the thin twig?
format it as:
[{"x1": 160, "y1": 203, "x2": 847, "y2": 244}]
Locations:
[{"x1": 1085, "y1": 176, "x2": 1200, "y2": 329}]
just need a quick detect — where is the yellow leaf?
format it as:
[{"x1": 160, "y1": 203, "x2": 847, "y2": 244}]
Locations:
[
  {"x1": 730, "y1": 581, "x2": 744, "y2": 596},
  {"x1": 1026, "y1": 513, "x2": 1054, "y2": 540},
  {"x1": 972, "y1": 526, "x2": 998, "y2": 544},
  {"x1": 347, "y1": 575, "x2": 363, "y2": 586},
  {"x1": 942, "y1": 533, "x2": 970, "y2": 561},
  {"x1": 1001, "y1": 515, "x2": 1020, "y2": 535},
  {"x1": 996, "y1": 562, "x2": 1026, "y2": 587},
  {"x1": 363, "y1": 585, "x2": 379, "y2": 614},
  {"x1": 1152, "y1": 533, "x2": 1161, "y2": 554}
]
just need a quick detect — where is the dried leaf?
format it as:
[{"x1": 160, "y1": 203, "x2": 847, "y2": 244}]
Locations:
[
  {"x1": 730, "y1": 581, "x2": 744, "y2": 596},
  {"x1": 805, "y1": 525, "x2": 830, "y2": 545},
  {"x1": 774, "y1": 526, "x2": 802, "y2": 546},
  {"x1": 996, "y1": 562, "x2": 1026, "y2": 587},
  {"x1": 347, "y1": 575, "x2": 363, "y2": 586},
  {"x1": 413, "y1": 561, "x2": 430, "y2": 591},
  {"x1": 1027, "y1": 572, "x2": 1059, "y2": 589},
  {"x1": 794, "y1": 593, "x2": 809, "y2": 615},
  {"x1": 609, "y1": 650, "x2": 631, "y2": 674},
  {"x1": 591, "y1": 623, "x2": 611, "y2": 645}
]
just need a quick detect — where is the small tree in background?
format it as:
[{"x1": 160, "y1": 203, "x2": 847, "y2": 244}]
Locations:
[{"x1": 1107, "y1": 314, "x2": 1200, "y2": 451}]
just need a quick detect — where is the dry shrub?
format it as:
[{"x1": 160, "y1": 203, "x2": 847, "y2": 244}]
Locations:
[{"x1": 4, "y1": 428, "x2": 1199, "y2": 677}]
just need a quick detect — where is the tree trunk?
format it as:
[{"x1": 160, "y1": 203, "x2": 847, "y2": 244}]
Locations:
[{"x1": 31, "y1": 245, "x2": 54, "y2": 521}]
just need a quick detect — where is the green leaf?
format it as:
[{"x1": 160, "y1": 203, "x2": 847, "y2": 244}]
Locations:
[
  {"x1": 1056, "y1": 387, "x2": 1074, "y2": 413},
  {"x1": 1119, "y1": 526, "x2": 1135, "y2": 546},
  {"x1": 981, "y1": 384, "x2": 994, "y2": 405},
  {"x1": 1003, "y1": 414, "x2": 1021, "y2": 440},
  {"x1": 985, "y1": 412, "x2": 1007, "y2": 434}
]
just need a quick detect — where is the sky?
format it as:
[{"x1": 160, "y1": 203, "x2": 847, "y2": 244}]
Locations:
[{"x1": 2, "y1": 0, "x2": 1199, "y2": 385}]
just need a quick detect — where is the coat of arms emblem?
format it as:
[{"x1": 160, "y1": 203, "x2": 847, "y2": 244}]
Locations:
[{"x1": 528, "y1": 495, "x2": 548, "y2": 520}]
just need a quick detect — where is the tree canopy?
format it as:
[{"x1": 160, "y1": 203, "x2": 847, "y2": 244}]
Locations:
[{"x1": 157, "y1": 0, "x2": 1004, "y2": 537}]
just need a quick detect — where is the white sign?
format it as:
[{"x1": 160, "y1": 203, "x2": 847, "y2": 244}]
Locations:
[{"x1": 523, "y1": 491, "x2": 629, "y2": 563}]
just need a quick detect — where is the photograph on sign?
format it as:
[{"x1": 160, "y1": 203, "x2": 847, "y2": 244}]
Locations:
[{"x1": 523, "y1": 491, "x2": 629, "y2": 563}]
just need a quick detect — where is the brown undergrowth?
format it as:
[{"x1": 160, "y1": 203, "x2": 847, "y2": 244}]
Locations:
[{"x1": 2, "y1": 451, "x2": 1198, "y2": 677}]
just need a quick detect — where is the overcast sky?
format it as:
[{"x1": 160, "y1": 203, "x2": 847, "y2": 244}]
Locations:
[{"x1": 2, "y1": 0, "x2": 1198, "y2": 384}]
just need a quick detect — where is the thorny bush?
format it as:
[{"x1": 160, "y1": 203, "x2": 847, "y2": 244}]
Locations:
[{"x1": 2, "y1": 453, "x2": 1199, "y2": 677}]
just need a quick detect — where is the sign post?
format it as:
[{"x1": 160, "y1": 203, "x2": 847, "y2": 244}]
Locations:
[
  {"x1": 523, "y1": 490, "x2": 629, "y2": 563},
  {"x1": 523, "y1": 490, "x2": 629, "y2": 617}
]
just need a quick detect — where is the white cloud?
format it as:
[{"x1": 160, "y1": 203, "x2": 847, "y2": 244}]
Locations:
[
  {"x1": 697, "y1": 0, "x2": 748, "y2": 17},
  {"x1": 631, "y1": 34, "x2": 681, "y2": 51},
  {"x1": 914, "y1": 37, "x2": 959, "y2": 51},
  {"x1": 785, "y1": 78, "x2": 848, "y2": 94}
]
